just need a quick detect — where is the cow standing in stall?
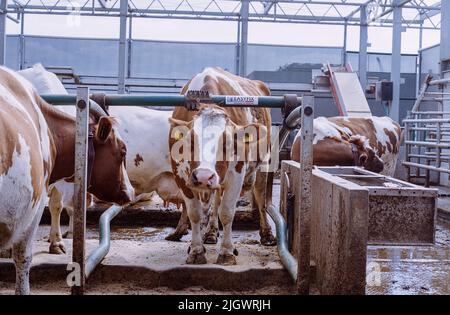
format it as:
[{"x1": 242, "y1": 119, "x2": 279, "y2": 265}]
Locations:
[
  {"x1": 169, "y1": 67, "x2": 276, "y2": 265},
  {"x1": 0, "y1": 66, "x2": 134, "y2": 294},
  {"x1": 18, "y1": 64, "x2": 186, "y2": 254},
  {"x1": 291, "y1": 116, "x2": 402, "y2": 175}
]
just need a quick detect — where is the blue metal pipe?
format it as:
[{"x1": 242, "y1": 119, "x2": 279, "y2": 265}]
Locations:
[
  {"x1": 85, "y1": 204, "x2": 122, "y2": 278},
  {"x1": 41, "y1": 94, "x2": 302, "y2": 108},
  {"x1": 266, "y1": 204, "x2": 298, "y2": 282}
]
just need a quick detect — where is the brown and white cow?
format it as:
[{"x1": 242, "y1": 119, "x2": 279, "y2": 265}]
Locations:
[
  {"x1": 291, "y1": 116, "x2": 402, "y2": 175},
  {"x1": 0, "y1": 66, "x2": 134, "y2": 294},
  {"x1": 169, "y1": 67, "x2": 276, "y2": 265},
  {"x1": 18, "y1": 64, "x2": 185, "y2": 253}
]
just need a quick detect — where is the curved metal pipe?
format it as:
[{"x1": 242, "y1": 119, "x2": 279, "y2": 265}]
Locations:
[
  {"x1": 266, "y1": 203, "x2": 298, "y2": 282},
  {"x1": 279, "y1": 105, "x2": 302, "y2": 150},
  {"x1": 85, "y1": 204, "x2": 122, "y2": 278},
  {"x1": 89, "y1": 99, "x2": 108, "y2": 119}
]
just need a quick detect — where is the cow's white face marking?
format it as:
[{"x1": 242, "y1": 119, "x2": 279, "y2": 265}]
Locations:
[
  {"x1": 193, "y1": 108, "x2": 227, "y2": 172},
  {"x1": 176, "y1": 159, "x2": 191, "y2": 182}
]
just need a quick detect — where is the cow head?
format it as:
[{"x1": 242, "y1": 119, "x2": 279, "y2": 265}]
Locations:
[
  {"x1": 87, "y1": 115, "x2": 135, "y2": 205},
  {"x1": 169, "y1": 106, "x2": 267, "y2": 196},
  {"x1": 349, "y1": 135, "x2": 384, "y2": 173}
]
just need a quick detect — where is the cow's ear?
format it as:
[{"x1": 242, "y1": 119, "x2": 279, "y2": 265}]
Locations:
[
  {"x1": 359, "y1": 153, "x2": 368, "y2": 166},
  {"x1": 96, "y1": 116, "x2": 113, "y2": 143},
  {"x1": 240, "y1": 123, "x2": 267, "y2": 143}
]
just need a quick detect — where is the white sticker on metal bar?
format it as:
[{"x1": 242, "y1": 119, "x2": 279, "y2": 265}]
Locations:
[{"x1": 225, "y1": 96, "x2": 258, "y2": 105}]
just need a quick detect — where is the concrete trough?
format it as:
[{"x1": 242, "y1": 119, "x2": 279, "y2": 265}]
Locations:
[
  {"x1": 318, "y1": 166, "x2": 438, "y2": 246},
  {"x1": 280, "y1": 161, "x2": 438, "y2": 295}
]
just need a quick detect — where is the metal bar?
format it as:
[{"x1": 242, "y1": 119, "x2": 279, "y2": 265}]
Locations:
[
  {"x1": 297, "y1": 95, "x2": 314, "y2": 294},
  {"x1": 239, "y1": 0, "x2": 249, "y2": 77},
  {"x1": 403, "y1": 161, "x2": 450, "y2": 174},
  {"x1": 18, "y1": 9, "x2": 24, "y2": 69},
  {"x1": 117, "y1": 0, "x2": 128, "y2": 94},
  {"x1": 404, "y1": 118, "x2": 450, "y2": 123},
  {"x1": 266, "y1": 204, "x2": 297, "y2": 282},
  {"x1": 405, "y1": 141, "x2": 450, "y2": 148},
  {"x1": 85, "y1": 205, "x2": 123, "y2": 278},
  {"x1": 342, "y1": 20, "x2": 348, "y2": 67},
  {"x1": 390, "y1": 0, "x2": 403, "y2": 122},
  {"x1": 358, "y1": 5, "x2": 368, "y2": 90},
  {"x1": 41, "y1": 94, "x2": 302, "y2": 108},
  {"x1": 71, "y1": 86, "x2": 89, "y2": 295},
  {"x1": 0, "y1": 0, "x2": 7, "y2": 65},
  {"x1": 429, "y1": 78, "x2": 450, "y2": 86}
]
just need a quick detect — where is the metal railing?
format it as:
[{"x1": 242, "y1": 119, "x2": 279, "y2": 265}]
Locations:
[
  {"x1": 403, "y1": 116, "x2": 450, "y2": 186},
  {"x1": 43, "y1": 89, "x2": 315, "y2": 295},
  {"x1": 403, "y1": 75, "x2": 450, "y2": 186}
]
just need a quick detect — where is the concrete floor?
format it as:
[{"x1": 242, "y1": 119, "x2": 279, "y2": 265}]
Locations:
[{"x1": 0, "y1": 182, "x2": 449, "y2": 295}]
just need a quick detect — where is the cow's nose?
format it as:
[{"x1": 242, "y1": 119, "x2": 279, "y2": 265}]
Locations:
[{"x1": 191, "y1": 168, "x2": 217, "y2": 188}]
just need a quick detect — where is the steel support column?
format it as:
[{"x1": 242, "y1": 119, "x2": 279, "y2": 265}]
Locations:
[
  {"x1": 239, "y1": 0, "x2": 249, "y2": 77},
  {"x1": 440, "y1": 0, "x2": 450, "y2": 71},
  {"x1": 358, "y1": 5, "x2": 368, "y2": 90},
  {"x1": 118, "y1": 0, "x2": 128, "y2": 94},
  {"x1": 390, "y1": 0, "x2": 403, "y2": 122},
  {"x1": 342, "y1": 20, "x2": 348, "y2": 66},
  {"x1": 0, "y1": 0, "x2": 7, "y2": 65},
  {"x1": 19, "y1": 9, "x2": 24, "y2": 69}
]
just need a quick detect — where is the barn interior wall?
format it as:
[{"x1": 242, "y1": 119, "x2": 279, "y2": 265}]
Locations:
[{"x1": 4, "y1": 34, "x2": 428, "y2": 123}]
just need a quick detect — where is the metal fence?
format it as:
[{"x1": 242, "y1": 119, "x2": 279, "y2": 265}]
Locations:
[{"x1": 403, "y1": 76, "x2": 450, "y2": 185}]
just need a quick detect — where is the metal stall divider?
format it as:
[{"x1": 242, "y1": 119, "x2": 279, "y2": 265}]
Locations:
[{"x1": 42, "y1": 90, "x2": 314, "y2": 295}]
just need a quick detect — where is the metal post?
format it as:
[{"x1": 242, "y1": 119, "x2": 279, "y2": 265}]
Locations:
[
  {"x1": 358, "y1": 5, "x2": 368, "y2": 90},
  {"x1": 118, "y1": 0, "x2": 128, "y2": 94},
  {"x1": 235, "y1": 19, "x2": 241, "y2": 75},
  {"x1": 342, "y1": 20, "x2": 348, "y2": 67},
  {"x1": 297, "y1": 95, "x2": 314, "y2": 294},
  {"x1": 71, "y1": 86, "x2": 89, "y2": 295},
  {"x1": 239, "y1": 0, "x2": 249, "y2": 77},
  {"x1": 416, "y1": 19, "x2": 423, "y2": 98},
  {"x1": 0, "y1": 0, "x2": 7, "y2": 65},
  {"x1": 390, "y1": 0, "x2": 403, "y2": 122},
  {"x1": 19, "y1": 10, "x2": 24, "y2": 70},
  {"x1": 127, "y1": 14, "x2": 132, "y2": 79}
]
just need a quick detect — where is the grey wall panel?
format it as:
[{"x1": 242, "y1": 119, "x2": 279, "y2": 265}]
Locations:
[
  {"x1": 247, "y1": 45, "x2": 342, "y2": 73},
  {"x1": 420, "y1": 44, "x2": 440, "y2": 75},
  {"x1": 5, "y1": 36, "x2": 19, "y2": 70},
  {"x1": 347, "y1": 52, "x2": 417, "y2": 74},
  {"x1": 23, "y1": 36, "x2": 119, "y2": 76},
  {"x1": 131, "y1": 40, "x2": 236, "y2": 79}
]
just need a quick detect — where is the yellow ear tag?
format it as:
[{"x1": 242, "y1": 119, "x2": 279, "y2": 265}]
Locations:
[
  {"x1": 243, "y1": 133, "x2": 254, "y2": 143},
  {"x1": 173, "y1": 130, "x2": 184, "y2": 141}
]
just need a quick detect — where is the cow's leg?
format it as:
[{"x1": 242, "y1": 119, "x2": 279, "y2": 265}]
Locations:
[
  {"x1": 62, "y1": 207, "x2": 74, "y2": 239},
  {"x1": 48, "y1": 188, "x2": 66, "y2": 254},
  {"x1": 12, "y1": 237, "x2": 33, "y2": 295},
  {"x1": 217, "y1": 168, "x2": 245, "y2": 265},
  {"x1": 253, "y1": 170, "x2": 276, "y2": 246},
  {"x1": 165, "y1": 202, "x2": 189, "y2": 241},
  {"x1": 185, "y1": 197, "x2": 207, "y2": 264},
  {"x1": 12, "y1": 200, "x2": 44, "y2": 295},
  {"x1": 204, "y1": 191, "x2": 220, "y2": 244}
]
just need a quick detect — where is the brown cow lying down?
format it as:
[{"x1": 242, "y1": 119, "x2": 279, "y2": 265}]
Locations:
[
  {"x1": 0, "y1": 66, "x2": 134, "y2": 294},
  {"x1": 169, "y1": 67, "x2": 276, "y2": 265},
  {"x1": 291, "y1": 116, "x2": 402, "y2": 176}
]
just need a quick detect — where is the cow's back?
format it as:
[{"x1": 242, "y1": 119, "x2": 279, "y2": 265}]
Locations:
[
  {"x1": 0, "y1": 66, "x2": 53, "y2": 247},
  {"x1": 111, "y1": 107, "x2": 174, "y2": 195}
]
